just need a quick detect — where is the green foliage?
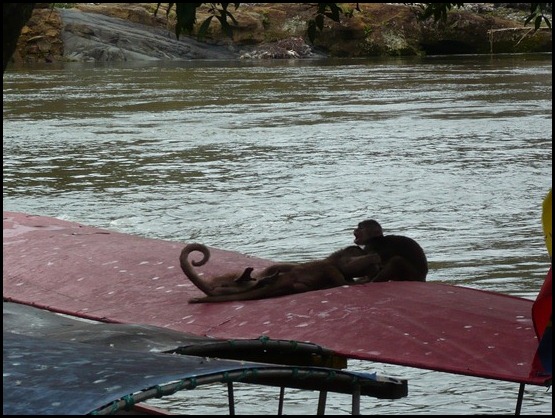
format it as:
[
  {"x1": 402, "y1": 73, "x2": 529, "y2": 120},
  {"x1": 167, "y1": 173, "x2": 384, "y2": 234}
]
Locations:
[
  {"x1": 415, "y1": 3, "x2": 552, "y2": 31},
  {"x1": 525, "y1": 3, "x2": 552, "y2": 30},
  {"x1": 159, "y1": 3, "x2": 354, "y2": 43},
  {"x1": 415, "y1": 3, "x2": 465, "y2": 22},
  {"x1": 307, "y1": 3, "x2": 345, "y2": 43},
  {"x1": 158, "y1": 3, "x2": 552, "y2": 43},
  {"x1": 157, "y1": 3, "x2": 239, "y2": 40}
]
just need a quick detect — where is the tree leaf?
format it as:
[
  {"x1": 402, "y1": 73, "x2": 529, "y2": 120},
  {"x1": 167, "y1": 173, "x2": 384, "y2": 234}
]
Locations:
[
  {"x1": 174, "y1": 3, "x2": 201, "y2": 39},
  {"x1": 307, "y1": 20, "x2": 317, "y2": 43},
  {"x1": 197, "y1": 15, "x2": 214, "y2": 41},
  {"x1": 216, "y1": 15, "x2": 234, "y2": 38},
  {"x1": 315, "y1": 14, "x2": 325, "y2": 31}
]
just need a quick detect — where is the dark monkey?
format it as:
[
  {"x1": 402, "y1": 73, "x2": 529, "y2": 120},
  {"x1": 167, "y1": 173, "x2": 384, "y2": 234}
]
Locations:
[
  {"x1": 181, "y1": 220, "x2": 426, "y2": 303},
  {"x1": 353, "y1": 219, "x2": 428, "y2": 283}
]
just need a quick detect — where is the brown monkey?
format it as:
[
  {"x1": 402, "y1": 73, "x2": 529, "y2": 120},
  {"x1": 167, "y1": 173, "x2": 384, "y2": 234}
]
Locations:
[
  {"x1": 182, "y1": 220, "x2": 425, "y2": 303},
  {"x1": 353, "y1": 219, "x2": 428, "y2": 283},
  {"x1": 180, "y1": 243, "x2": 262, "y2": 297},
  {"x1": 188, "y1": 245, "x2": 381, "y2": 303}
]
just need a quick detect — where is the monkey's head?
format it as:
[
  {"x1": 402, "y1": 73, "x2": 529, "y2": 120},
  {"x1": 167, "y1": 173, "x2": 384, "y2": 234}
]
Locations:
[{"x1": 354, "y1": 219, "x2": 383, "y2": 245}]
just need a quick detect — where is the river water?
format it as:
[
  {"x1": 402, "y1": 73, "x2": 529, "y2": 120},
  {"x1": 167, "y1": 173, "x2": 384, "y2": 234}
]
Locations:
[{"x1": 3, "y1": 54, "x2": 552, "y2": 414}]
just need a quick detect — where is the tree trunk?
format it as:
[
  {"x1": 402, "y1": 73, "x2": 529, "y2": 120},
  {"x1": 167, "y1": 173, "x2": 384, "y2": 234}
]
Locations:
[{"x1": 3, "y1": 3, "x2": 35, "y2": 74}]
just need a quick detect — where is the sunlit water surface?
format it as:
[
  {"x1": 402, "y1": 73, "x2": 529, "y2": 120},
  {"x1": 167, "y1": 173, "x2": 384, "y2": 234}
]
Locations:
[{"x1": 3, "y1": 54, "x2": 552, "y2": 414}]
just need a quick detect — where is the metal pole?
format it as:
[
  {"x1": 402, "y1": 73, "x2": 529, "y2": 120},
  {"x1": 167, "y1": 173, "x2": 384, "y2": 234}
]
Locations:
[
  {"x1": 227, "y1": 381, "x2": 235, "y2": 415},
  {"x1": 278, "y1": 386, "x2": 285, "y2": 415},
  {"x1": 317, "y1": 391, "x2": 328, "y2": 415},
  {"x1": 515, "y1": 383, "x2": 525, "y2": 415},
  {"x1": 352, "y1": 385, "x2": 361, "y2": 415}
]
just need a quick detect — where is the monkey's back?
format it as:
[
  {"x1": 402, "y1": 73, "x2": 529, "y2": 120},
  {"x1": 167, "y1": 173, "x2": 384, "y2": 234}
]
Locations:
[{"x1": 369, "y1": 235, "x2": 428, "y2": 278}]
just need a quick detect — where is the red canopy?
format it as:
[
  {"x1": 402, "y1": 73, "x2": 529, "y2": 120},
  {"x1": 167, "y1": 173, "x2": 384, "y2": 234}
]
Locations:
[{"x1": 3, "y1": 211, "x2": 550, "y2": 386}]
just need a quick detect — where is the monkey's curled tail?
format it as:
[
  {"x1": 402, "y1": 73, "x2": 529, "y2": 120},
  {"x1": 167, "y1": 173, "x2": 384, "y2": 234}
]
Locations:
[{"x1": 180, "y1": 243, "x2": 214, "y2": 296}]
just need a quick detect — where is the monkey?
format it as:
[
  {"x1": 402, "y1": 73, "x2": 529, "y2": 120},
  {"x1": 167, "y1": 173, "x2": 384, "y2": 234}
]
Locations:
[
  {"x1": 187, "y1": 244, "x2": 381, "y2": 303},
  {"x1": 352, "y1": 219, "x2": 428, "y2": 283},
  {"x1": 182, "y1": 219, "x2": 426, "y2": 303}
]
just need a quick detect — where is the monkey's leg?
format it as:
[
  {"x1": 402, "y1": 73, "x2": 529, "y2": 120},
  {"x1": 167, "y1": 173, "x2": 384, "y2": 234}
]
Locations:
[
  {"x1": 368, "y1": 257, "x2": 419, "y2": 282},
  {"x1": 189, "y1": 274, "x2": 296, "y2": 303}
]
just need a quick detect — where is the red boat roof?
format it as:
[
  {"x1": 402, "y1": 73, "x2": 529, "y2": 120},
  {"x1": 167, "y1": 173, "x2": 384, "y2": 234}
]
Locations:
[{"x1": 3, "y1": 211, "x2": 550, "y2": 386}]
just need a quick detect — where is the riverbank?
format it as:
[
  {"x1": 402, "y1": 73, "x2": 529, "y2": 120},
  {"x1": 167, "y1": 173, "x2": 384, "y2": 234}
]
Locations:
[{"x1": 10, "y1": 3, "x2": 552, "y2": 64}]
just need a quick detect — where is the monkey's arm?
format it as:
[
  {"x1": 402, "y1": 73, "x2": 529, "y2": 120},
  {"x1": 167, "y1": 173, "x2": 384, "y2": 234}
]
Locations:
[{"x1": 341, "y1": 253, "x2": 381, "y2": 279}]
